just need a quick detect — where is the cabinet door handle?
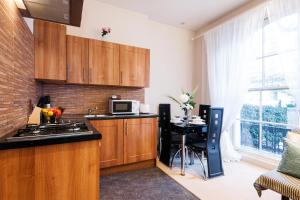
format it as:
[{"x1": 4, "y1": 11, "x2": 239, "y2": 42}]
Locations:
[
  {"x1": 125, "y1": 120, "x2": 127, "y2": 136},
  {"x1": 67, "y1": 64, "x2": 70, "y2": 80},
  {"x1": 89, "y1": 68, "x2": 92, "y2": 83},
  {"x1": 120, "y1": 72, "x2": 123, "y2": 85},
  {"x1": 82, "y1": 66, "x2": 85, "y2": 83}
]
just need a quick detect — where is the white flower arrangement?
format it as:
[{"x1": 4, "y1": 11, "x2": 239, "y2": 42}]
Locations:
[{"x1": 168, "y1": 87, "x2": 198, "y2": 111}]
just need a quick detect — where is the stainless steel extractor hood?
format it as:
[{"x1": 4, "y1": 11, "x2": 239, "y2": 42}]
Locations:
[{"x1": 18, "y1": 0, "x2": 84, "y2": 27}]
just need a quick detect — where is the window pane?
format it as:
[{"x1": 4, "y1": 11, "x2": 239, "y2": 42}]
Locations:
[
  {"x1": 249, "y1": 59, "x2": 262, "y2": 88},
  {"x1": 264, "y1": 14, "x2": 298, "y2": 56},
  {"x1": 262, "y1": 124, "x2": 290, "y2": 154},
  {"x1": 262, "y1": 90, "x2": 296, "y2": 124},
  {"x1": 240, "y1": 92, "x2": 260, "y2": 121},
  {"x1": 240, "y1": 121, "x2": 259, "y2": 150},
  {"x1": 264, "y1": 55, "x2": 288, "y2": 88}
]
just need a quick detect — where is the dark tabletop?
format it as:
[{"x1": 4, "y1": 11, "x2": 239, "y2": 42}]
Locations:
[{"x1": 171, "y1": 122, "x2": 208, "y2": 135}]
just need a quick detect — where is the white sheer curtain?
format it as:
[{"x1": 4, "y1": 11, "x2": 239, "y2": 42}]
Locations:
[
  {"x1": 203, "y1": 7, "x2": 266, "y2": 162},
  {"x1": 267, "y1": 0, "x2": 300, "y2": 112}
]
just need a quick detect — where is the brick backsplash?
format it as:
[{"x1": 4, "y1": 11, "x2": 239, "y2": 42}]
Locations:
[
  {"x1": 0, "y1": 0, "x2": 41, "y2": 138},
  {"x1": 42, "y1": 84, "x2": 144, "y2": 115}
]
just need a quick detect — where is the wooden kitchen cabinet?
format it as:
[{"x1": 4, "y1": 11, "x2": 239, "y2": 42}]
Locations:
[
  {"x1": 0, "y1": 148, "x2": 35, "y2": 200},
  {"x1": 0, "y1": 140, "x2": 100, "y2": 200},
  {"x1": 34, "y1": 20, "x2": 67, "y2": 81},
  {"x1": 34, "y1": 21, "x2": 151, "y2": 87},
  {"x1": 124, "y1": 118, "x2": 157, "y2": 164},
  {"x1": 90, "y1": 119, "x2": 124, "y2": 168},
  {"x1": 89, "y1": 39, "x2": 120, "y2": 86},
  {"x1": 91, "y1": 117, "x2": 157, "y2": 169},
  {"x1": 66, "y1": 35, "x2": 89, "y2": 84},
  {"x1": 120, "y1": 45, "x2": 150, "y2": 87}
]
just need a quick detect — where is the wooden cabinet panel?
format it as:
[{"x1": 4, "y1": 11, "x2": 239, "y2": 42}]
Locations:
[
  {"x1": 35, "y1": 141, "x2": 99, "y2": 200},
  {"x1": 120, "y1": 45, "x2": 150, "y2": 87},
  {"x1": 89, "y1": 40, "x2": 120, "y2": 85},
  {"x1": 34, "y1": 20, "x2": 66, "y2": 81},
  {"x1": 124, "y1": 118, "x2": 157, "y2": 164},
  {"x1": 67, "y1": 35, "x2": 89, "y2": 84},
  {"x1": 90, "y1": 120, "x2": 124, "y2": 168},
  {"x1": 0, "y1": 141, "x2": 100, "y2": 200},
  {"x1": 0, "y1": 148, "x2": 35, "y2": 200}
]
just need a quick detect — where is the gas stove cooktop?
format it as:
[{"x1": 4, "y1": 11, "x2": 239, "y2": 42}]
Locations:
[{"x1": 6, "y1": 122, "x2": 93, "y2": 141}]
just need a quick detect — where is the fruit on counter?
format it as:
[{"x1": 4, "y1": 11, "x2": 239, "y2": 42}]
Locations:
[
  {"x1": 47, "y1": 110, "x2": 54, "y2": 117},
  {"x1": 41, "y1": 107, "x2": 64, "y2": 122}
]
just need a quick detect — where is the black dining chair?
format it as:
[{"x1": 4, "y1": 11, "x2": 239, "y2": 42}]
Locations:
[
  {"x1": 186, "y1": 104, "x2": 211, "y2": 163},
  {"x1": 159, "y1": 104, "x2": 172, "y2": 165},
  {"x1": 189, "y1": 107, "x2": 224, "y2": 178},
  {"x1": 158, "y1": 104, "x2": 181, "y2": 166},
  {"x1": 199, "y1": 104, "x2": 211, "y2": 126}
]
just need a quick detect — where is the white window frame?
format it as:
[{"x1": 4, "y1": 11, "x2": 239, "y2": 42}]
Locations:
[{"x1": 239, "y1": 17, "x2": 299, "y2": 155}]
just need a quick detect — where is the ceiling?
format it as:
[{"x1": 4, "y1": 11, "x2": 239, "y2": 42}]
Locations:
[{"x1": 97, "y1": 0, "x2": 251, "y2": 31}]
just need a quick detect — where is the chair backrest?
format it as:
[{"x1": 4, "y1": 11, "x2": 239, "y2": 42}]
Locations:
[
  {"x1": 199, "y1": 104, "x2": 211, "y2": 125},
  {"x1": 159, "y1": 104, "x2": 171, "y2": 129},
  {"x1": 158, "y1": 104, "x2": 172, "y2": 165},
  {"x1": 207, "y1": 107, "x2": 224, "y2": 178}
]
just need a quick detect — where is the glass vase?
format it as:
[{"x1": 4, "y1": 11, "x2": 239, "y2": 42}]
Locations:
[{"x1": 184, "y1": 109, "x2": 192, "y2": 122}]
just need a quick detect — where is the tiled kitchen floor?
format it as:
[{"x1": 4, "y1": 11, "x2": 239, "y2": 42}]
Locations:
[{"x1": 157, "y1": 159, "x2": 280, "y2": 200}]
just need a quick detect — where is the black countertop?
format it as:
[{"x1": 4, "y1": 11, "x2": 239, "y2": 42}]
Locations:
[
  {"x1": 0, "y1": 119, "x2": 101, "y2": 150},
  {"x1": 0, "y1": 114, "x2": 158, "y2": 150},
  {"x1": 84, "y1": 113, "x2": 159, "y2": 120}
]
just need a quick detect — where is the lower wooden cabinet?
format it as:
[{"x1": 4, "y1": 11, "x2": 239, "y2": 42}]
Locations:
[
  {"x1": 0, "y1": 140, "x2": 100, "y2": 200},
  {"x1": 90, "y1": 119, "x2": 124, "y2": 168},
  {"x1": 124, "y1": 118, "x2": 157, "y2": 164},
  {"x1": 91, "y1": 117, "x2": 157, "y2": 169}
]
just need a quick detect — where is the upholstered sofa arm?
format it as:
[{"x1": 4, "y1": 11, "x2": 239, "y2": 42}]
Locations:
[{"x1": 254, "y1": 170, "x2": 300, "y2": 200}]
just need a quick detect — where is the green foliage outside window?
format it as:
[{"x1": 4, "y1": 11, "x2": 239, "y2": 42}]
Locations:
[{"x1": 240, "y1": 104, "x2": 289, "y2": 154}]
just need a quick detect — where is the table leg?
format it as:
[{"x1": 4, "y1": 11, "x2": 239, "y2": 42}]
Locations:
[
  {"x1": 189, "y1": 149, "x2": 194, "y2": 165},
  {"x1": 181, "y1": 134, "x2": 186, "y2": 176}
]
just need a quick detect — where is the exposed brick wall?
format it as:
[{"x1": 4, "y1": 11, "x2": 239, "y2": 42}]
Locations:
[
  {"x1": 0, "y1": 0, "x2": 40, "y2": 137},
  {"x1": 42, "y1": 84, "x2": 144, "y2": 115}
]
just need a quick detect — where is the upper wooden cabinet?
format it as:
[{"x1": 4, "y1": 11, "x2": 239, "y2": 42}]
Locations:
[
  {"x1": 66, "y1": 35, "x2": 89, "y2": 84},
  {"x1": 34, "y1": 20, "x2": 66, "y2": 81},
  {"x1": 120, "y1": 45, "x2": 150, "y2": 87},
  {"x1": 34, "y1": 21, "x2": 150, "y2": 87},
  {"x1": 89, "y1": 39, "x2": 120, "y2": 86}
]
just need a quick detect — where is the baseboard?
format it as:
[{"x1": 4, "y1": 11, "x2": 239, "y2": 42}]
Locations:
[
  {"x1": 101, "y1": 159, "x2": 156, "y2": 176},
  {"x1": 240, "y1": 150, "x2": 280, "y2": 170}
]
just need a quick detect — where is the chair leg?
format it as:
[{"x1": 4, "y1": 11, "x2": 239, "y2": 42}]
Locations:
[
  {"x1": 185, "y1": 146, "x2": 189, "y2": 166},
  {"x1": 194, "y1": 152, "x2": 207, "y2": 180},
  {"x1": 189, "y1": 150, "x2": 195, "y2": 165},
  {"x1": 170, "y1": 149, "x2": 181, "y2": 168},
  {"x1": 187, "y1": 147, "x2": 207, "y2": 180},
  {"x1": 281, "y1": 195, "x2": 289, "y2": 200}
]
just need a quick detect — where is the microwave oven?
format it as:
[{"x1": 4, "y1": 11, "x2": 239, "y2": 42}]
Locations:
[{"x1": 109, "y1": 100, "x2": 140, "y2": 115}]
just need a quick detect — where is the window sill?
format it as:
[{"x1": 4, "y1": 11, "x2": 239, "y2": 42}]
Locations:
[{"x1": 239, "y1": 148, "x2": 280, "y2": 170}]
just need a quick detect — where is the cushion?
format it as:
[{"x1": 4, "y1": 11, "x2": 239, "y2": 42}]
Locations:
[
  {"x1": 277, "y1": 139, "x2": 300, "y2": 179},
  {"x1": 287, "y1": 131, "x2": 300, "y2": 144}
]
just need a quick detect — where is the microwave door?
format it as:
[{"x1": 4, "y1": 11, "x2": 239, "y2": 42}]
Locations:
[{"x1": 113, "y1": 101, "x2": 132, "y2": 114}]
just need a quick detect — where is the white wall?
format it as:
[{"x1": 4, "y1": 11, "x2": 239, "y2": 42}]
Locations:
[{"x1": 66, "y1": 0, "x2": 195, "y2": 115}]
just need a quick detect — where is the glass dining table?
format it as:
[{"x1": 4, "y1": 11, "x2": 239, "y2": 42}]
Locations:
[{"x1": 171, "y1": 122, "x2": 208, "y2": 176}]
